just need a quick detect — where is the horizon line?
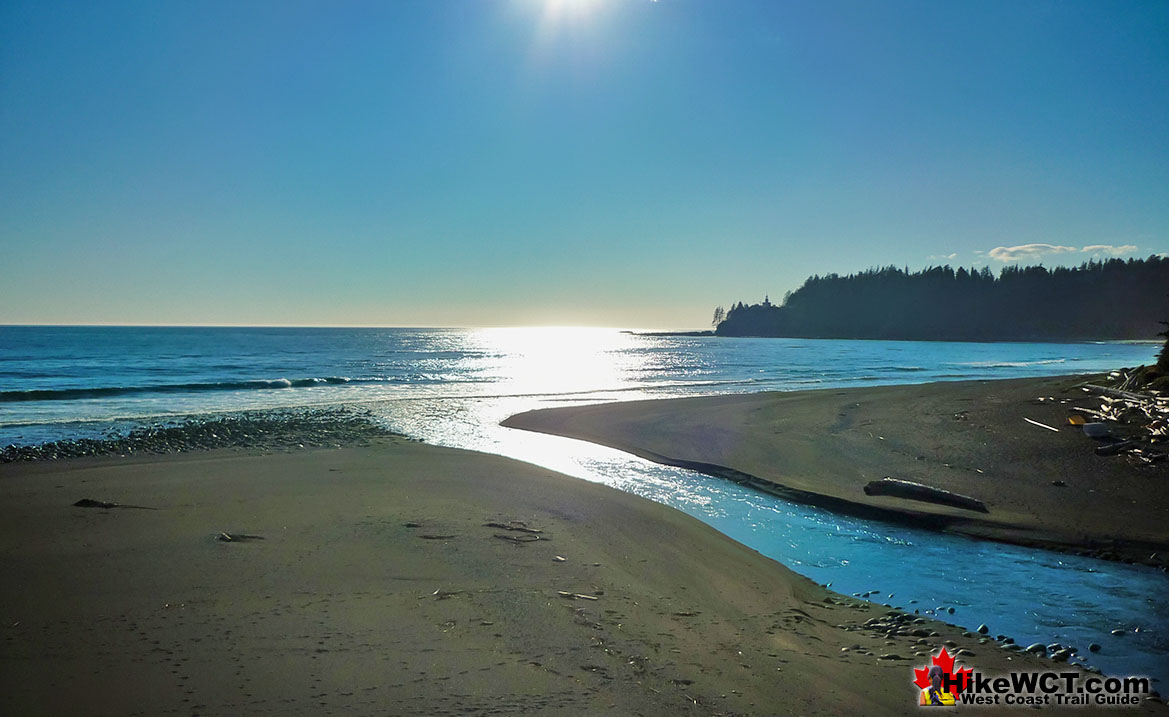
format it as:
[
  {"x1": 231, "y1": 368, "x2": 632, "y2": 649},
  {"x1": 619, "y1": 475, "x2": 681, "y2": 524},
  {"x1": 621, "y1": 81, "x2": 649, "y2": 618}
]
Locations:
[{"x1": 0, "y1": 323, "x2": 708, "y2": 332}]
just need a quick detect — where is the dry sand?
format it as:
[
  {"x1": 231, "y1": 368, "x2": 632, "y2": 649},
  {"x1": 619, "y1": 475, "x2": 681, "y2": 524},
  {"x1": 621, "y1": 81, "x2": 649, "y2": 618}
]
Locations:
[
  {"x1": 504, "y1": 376, "x2": 1169, "y2": 567},
  {"x1": 0, "y1": 436, "x2": 1132, "y2": 715}
]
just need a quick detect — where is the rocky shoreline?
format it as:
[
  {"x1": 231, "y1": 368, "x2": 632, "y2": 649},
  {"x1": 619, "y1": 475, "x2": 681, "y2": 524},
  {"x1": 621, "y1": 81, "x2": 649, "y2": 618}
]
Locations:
[{"x1": 0, "y1": 407, "x2": 400, "y2": 463}]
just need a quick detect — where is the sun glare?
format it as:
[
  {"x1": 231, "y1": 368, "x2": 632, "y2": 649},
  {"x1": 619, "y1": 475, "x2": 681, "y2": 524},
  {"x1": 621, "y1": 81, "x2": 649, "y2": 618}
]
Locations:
[
  {"x1": 473, "y1": 326, "x2": 638, "y2": 396},
  {"x1": 526, "y1": 0, "x2": 608, "y2": 44},
  {"x1": 543, "y1": 0, "x2": 604, "y2": 22}
]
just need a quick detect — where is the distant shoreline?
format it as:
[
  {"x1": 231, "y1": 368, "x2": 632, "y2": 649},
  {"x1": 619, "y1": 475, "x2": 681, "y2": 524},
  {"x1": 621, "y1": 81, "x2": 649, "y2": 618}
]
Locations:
[
  {"x1": 627, "y1": 329, "x2": 1160, "y2": 344},
  {"x1": 622, "y1": 329, "x2": 714, "y2": 337}
]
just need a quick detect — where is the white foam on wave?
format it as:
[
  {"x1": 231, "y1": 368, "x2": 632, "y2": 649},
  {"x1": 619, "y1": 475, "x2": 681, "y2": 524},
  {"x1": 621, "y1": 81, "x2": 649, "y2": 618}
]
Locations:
[{"x1": 952, "y1": 359, "x2": 1067, "y2": 368}]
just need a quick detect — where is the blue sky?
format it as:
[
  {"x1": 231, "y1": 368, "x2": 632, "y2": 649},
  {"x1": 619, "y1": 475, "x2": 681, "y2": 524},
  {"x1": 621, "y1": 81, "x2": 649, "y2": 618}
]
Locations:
[{"x1": 2, "y1": 0, "x2": 1166, "y2": 327}]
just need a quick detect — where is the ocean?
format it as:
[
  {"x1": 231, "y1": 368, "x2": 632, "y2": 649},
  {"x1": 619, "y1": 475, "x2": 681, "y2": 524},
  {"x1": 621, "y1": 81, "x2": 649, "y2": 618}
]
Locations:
[
  {"x1": 0, "y1": 325, "x2": 1157, "y2": 446},
  {"x1": 1, "y1": 325, "x2": 1165, "y2": 685}
]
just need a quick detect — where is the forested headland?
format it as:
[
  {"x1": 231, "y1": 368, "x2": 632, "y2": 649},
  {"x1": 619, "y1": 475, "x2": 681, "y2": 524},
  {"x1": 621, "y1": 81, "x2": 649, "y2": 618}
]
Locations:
[{"x1": 714, "y1": 257, "x2": 1169, "y2": 341}]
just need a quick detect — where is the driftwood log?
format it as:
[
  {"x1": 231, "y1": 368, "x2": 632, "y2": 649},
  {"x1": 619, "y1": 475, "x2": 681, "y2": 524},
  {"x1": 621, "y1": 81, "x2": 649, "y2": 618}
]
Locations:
[
  {"x1": 1084, "y1": 384, "x2": 1159, "y2": 403},
  {"x1": 863, "y1": 477, "x2": 988, "y2": 513}
]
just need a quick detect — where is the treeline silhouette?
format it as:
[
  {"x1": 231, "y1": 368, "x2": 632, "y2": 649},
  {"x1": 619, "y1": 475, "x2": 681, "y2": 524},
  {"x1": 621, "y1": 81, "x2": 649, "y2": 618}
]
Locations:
[{"x1": 715, "y1": 257, "x2": 1169, "y2": 341}]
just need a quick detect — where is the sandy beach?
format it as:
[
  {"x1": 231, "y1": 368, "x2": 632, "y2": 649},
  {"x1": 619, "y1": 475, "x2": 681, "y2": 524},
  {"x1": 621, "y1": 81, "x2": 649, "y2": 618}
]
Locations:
[
  {"x1": 504, "y1": 376, "x2": 1169, "y2": 567},
  {"x1": 0, "y1": 435, "x2": 1138, "y2": 715}
]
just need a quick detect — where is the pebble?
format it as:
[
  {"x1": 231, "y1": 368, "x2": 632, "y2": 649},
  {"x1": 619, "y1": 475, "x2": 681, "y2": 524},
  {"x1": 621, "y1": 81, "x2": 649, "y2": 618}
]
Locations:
[
  {"x1": 1089, "y1": 643, "x2": 1101, "y2": 653},
  {"x1": 977, "y1": 624, "x2": 989, "y2": 634},
  {"x1": 0, "y1": 408, "x2": 397, "y2": 463},
  {"x1": 1024, "y1": 643, "x2": 1047, "y2": 655}
]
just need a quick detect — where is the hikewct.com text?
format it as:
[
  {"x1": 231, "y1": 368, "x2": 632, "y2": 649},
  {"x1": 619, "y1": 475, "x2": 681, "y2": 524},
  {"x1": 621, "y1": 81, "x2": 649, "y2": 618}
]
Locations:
[{"x1": 947, "y1": 670, "x2": 1149, "y2": 707}]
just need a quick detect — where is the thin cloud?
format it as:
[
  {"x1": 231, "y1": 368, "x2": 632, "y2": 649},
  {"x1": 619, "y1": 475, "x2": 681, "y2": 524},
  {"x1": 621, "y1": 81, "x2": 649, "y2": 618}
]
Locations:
[
  {"x1": 927, "y1": 252, "x2": 958, "y2": 261},
  {"x1": 1081, "y1": 244, "x2": 1138, "y2": 256},
  {"x1": 988, "y1": 244, "x2": 1077, "y2": 262},
  {"x1": 986, "y1": 243, "x2": 1141, "y2": 262}
]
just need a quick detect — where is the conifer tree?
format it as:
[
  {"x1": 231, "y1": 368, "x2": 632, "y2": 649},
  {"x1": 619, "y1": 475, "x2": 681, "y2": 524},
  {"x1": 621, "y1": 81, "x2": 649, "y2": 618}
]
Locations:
[{"x1": 1158, "y1": 320, "x2": 1169, "y2": 371}]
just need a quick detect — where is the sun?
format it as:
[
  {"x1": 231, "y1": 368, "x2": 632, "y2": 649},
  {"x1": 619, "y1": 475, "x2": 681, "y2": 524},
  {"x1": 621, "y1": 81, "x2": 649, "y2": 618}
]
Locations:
[{"x1": 540, "y1": 0, "x2": 606, "y2": 25}]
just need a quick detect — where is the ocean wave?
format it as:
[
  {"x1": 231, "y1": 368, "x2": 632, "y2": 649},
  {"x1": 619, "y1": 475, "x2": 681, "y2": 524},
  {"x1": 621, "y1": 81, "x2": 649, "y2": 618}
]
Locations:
[
  {"x1": 949, "y1": 359, "x2": 1067, "y2": 368},
  {"x1": 0, "y1": 377, "x2": 362, "y2": 403},
  {"x1": 645, "y1": 378, "x2": 755, "y2": 388}
]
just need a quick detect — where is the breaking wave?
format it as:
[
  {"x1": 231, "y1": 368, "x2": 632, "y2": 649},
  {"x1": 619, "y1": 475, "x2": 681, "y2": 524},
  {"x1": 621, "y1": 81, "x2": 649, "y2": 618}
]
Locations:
[
  {"x1": 950, "y1": 359, "x2": 1069, "y2": 368},
  {"x1": 0, "y1": 377, "x2": 362, "y2": 402}
]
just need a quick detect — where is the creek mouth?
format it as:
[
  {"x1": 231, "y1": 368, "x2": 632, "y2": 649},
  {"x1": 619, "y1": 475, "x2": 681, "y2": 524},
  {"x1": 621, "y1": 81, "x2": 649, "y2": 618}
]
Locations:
[
  {"x1": 506, "y1": 423, "x2": 1169, "y2": 569},
  {"x1": 497, "y1": 429, "x2": 1169, "y2": 689}
]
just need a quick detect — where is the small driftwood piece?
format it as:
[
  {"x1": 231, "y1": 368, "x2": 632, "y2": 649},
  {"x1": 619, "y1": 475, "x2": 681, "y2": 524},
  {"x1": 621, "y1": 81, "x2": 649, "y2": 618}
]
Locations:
[
  {"x1": 1071, "y1": 406, "x2": 1111, "y2": 420},
  {"x1": 1023, "y1": 417, "x2": 1060, "y2": 433},
  {"x1": 423, "y1": 589, "x2": 466, "y2": 600},
  {"x1": 216, "y1": 532, "x2": 264, "y2": 542},
  {"x1": 74, "y1": 499, "x2": 118, "y2": 509},
  {"x1": 1084, "y1": 385, "x2": 1156, "y2": 403},
  {"x1": 1095, "y1": 440, "x2": 1136, "y2": 457},
  {"x1": 73, "y1": 498, "x2": 157, "y2": 510},
  {"x1": 863, "y1": 477, "x2": 989, "y2": 513},
  {"x1": 557, "y1": 591, "x2": 599, "y2": 601},
  {"x1": 1131, "y1": 449, "x2": 1167, "y2": 464},
  {"x1": 483, "y1": 521, "x2": 542, "y2": 534}
]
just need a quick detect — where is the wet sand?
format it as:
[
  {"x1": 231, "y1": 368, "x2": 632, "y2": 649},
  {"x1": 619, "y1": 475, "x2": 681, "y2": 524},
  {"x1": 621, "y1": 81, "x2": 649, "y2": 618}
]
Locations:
[
  {"x1": 503, "y1": 376, "x2": 1169, "y2": 567},
  {"x1": 0, "y1": 438, "x2": 1130, "y2": 715}
]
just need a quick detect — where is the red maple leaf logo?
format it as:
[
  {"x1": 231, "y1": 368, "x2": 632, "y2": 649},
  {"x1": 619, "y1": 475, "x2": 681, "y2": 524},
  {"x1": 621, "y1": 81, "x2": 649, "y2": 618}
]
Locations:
[{"x1": 913, "y1": 647, "x2": 973, "y2": 693}]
